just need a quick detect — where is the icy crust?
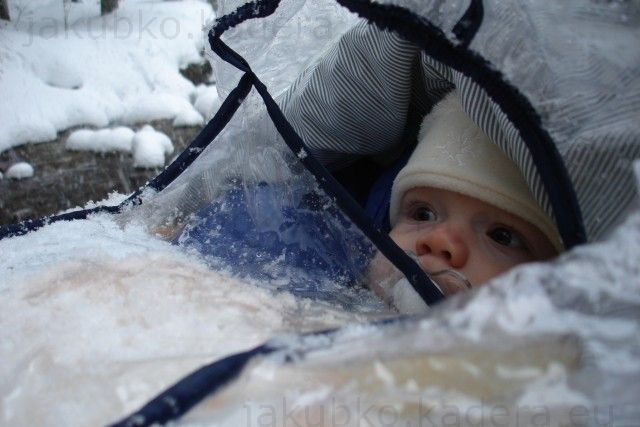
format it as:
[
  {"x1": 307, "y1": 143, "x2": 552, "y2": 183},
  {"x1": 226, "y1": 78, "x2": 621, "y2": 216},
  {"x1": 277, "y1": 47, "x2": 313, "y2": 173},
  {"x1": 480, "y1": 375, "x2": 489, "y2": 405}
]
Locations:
[
  {"x1": 0, "y1": 215, "x2": 384, "y2": 426},
  {"x1": 181, "y1": 208, "x2": 640, "y2": 427}
]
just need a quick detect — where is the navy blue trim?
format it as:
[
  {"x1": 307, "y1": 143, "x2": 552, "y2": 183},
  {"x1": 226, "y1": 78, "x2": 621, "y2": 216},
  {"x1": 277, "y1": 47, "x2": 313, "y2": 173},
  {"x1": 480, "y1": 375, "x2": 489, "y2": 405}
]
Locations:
[
  {"x1": 254, "y1": 76, "x2": 444, "y2": 304},
  {"x1": 209, "y1": 35, "x2": 444, "y2": 306},
  {"x1": 110, "y1": 344, "x2": 275, "y2": 427},
  {"x1": 336, "y1": 0, "x2": 586, "y2": 248},
  {"x1": 112, "y1": 315, "x2": 414, "y2": 426},
  {"x1": 112, "y1": 5, "x2": 446, "y2": 422},
  {"x1": 0, "y1": 205, "x2": 120, "y2": 240},
  {"x1": 452, "y1": 0, "x2": 484, "y2": 47},
  {"x1": 131, "y1": 72, "x2": 255, "y2": 197},
  {"x1": 210, "y1": 0, "x2": 281, "y2": 39}
]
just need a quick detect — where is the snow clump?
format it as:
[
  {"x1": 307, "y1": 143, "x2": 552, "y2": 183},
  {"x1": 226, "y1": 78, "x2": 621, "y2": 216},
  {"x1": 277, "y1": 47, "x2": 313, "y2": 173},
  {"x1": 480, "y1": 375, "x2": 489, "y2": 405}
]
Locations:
[
  {"x1": 5, "y1": 162, "x2": 35, "y2": 179},
  {"x1": 173, "y1": 109, "x2": 205, "y2": 127},
  {"x1": 193, "y1": 85, "x2": 222, "y2": 120},
  {"x1": 121, "y1": 93, "x2": 200, "y2": 125},
  {"x1": 132, "y1": 125, "x2": 174, "y2": 168},
  {"x1": 66, "y1": 127, "x2": 135, "y2": 153}
]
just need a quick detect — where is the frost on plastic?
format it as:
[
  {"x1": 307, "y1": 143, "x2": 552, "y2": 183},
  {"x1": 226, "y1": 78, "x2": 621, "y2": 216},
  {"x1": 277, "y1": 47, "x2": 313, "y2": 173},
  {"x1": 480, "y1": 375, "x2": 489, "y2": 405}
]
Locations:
[
  {"x1": 211, "y1": 0, "x2": 358, "y2": 99},
  {"x1": 179, "y1": 204, "x2": 640, "y2": 426},
  {"x1": 127, "y1": 85, "x2": 392, "y2": 312},
  {"x1": 0, "y1": 215, "x2": 385, "y2": 426},
  {"x1": 120, "y1": 0, "x2": 389, "y2": 312}
]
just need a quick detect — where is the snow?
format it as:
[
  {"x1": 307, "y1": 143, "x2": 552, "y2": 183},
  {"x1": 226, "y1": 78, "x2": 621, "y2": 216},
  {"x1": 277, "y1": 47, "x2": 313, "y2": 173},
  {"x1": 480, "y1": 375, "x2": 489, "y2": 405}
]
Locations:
[
  {"x1": 64, "y1": 125, "x2": 173, "y2": 167},
  {"x1": 66, "y1": 127, "x2": 135, "y2": 153},
  {"x1": 178, "y1": 200, "x2": 640, "y2": 426},
  {"x1": 121, "y1": 93, "x2": 201, "y2": 125},
  {"x1": 0, "y1": 214, "x2": 375, "y2": 426},
  {"x1": 55, "y1": 190, "x2": 129, "y2": 217},
  {"x1": 0, "y1": 0, "x2": 216, "y2": 152},
  {"x1": 132, "y1": 125, "x2": 174, "y2": 168},
  {"x1": 5, "y1": 162, "x2": 34, "y2": 179},
  {"x1": 173, "y1": 108, "x2": 205, "y2": 127},
  {"x1": 193, "y1": 84, "x2": 222, "y2": 120}
]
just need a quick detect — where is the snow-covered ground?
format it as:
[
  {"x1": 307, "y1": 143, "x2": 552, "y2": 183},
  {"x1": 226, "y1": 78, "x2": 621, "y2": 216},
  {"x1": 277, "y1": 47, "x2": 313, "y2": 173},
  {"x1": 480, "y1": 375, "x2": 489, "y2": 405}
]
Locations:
[{"x1": 0, "y1": 0, "x2": 221, "y2": 156}]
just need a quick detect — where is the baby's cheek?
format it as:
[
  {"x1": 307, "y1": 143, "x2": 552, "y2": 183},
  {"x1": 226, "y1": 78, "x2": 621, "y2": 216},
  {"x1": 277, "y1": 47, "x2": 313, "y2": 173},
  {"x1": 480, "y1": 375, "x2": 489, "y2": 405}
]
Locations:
[
  {"x1": 388, "y1": 227, "x2": 400, "y2": 242},
  {"x1": 469, "y1": 250, "x2": 525, "y2": 285},
  {"x1": 388, "y1": 229, "x2": 411, "y2": 252}
]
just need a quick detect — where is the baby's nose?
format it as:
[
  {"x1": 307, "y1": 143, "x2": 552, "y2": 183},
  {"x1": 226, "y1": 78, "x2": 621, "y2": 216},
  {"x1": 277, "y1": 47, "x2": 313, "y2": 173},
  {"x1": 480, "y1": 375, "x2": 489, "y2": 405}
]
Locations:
[{"x1": 415, "y1": 223, "x2": 470, "y2": 268}]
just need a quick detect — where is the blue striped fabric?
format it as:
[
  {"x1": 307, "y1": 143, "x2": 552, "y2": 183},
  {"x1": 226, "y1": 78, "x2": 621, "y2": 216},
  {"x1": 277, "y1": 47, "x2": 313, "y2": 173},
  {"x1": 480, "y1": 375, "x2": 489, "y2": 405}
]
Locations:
[{"x1": 280, "y1": 19, "x2": 640, "y2": 243}]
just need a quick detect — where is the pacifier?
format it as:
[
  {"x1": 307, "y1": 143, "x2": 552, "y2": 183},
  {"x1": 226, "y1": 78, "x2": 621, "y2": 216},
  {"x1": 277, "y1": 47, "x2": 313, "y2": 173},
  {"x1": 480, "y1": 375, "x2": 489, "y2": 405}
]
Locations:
[
  {"x1": 426, "y1": 269, "x2": 472, "y2": 297},
  {"x1": 403, "y1": 251, "x2": 472, "y2": 297},
  {"x1": 364, "y1": 250, "x2": 473, "y2": 314}
]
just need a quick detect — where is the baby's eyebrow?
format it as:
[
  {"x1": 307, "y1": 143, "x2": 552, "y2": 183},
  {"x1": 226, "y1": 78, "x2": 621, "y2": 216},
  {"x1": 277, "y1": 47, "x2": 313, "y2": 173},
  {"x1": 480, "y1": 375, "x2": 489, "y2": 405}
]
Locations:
[
  {"x1": 404, "y1": 195, "x2": 432, "y2": 204},
  {"x1": 403, "y1": 199, "x2": 433, "y2": 210},
  {"x1": 472, "y1": 214, "x2": 522, "y2": 231},
  {"x1": 483, "y1": 207, "x2": 520, "y2": 223}
]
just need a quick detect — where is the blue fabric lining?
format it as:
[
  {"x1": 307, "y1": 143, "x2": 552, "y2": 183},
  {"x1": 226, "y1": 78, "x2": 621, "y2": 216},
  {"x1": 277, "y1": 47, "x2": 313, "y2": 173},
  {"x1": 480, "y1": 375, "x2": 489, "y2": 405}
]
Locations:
[
  {"x1": 174, "y1": 182, "x2": 376, "y2": 306},
  {"x1": 363, "y1": 150, "x2": 413, "y2": 232}
]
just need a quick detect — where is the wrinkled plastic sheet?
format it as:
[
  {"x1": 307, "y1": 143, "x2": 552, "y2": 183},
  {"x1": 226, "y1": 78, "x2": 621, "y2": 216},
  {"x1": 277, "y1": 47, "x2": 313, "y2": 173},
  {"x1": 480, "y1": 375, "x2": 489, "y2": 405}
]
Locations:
[{"x1": 178, "y1": 196, "x2": 640, "y2": 426}]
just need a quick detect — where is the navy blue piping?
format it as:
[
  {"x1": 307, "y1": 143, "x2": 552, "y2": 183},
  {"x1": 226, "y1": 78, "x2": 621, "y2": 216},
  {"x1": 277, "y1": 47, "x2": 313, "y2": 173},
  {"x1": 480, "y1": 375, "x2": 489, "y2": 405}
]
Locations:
[
  {"x1": 112, "y1": 315, "x2": 414, "y2": 426},
  {"x1": 452, "y1": 0, "x2": 484, "y2": 48},
  {"x1": 110, "y1": 344, "x2": 275, "y2": 427},
  {"x1": 210, "y1": 0, "x2": 281, "y2": 39},
  {"x1": 0, "y1": 205, "x2": 121, "y2": 240},
  {"x1": 336, "y1": 0, "x2": 586, "y2": 249},
  {"x1": 254, "y1": 69, "x2": 444, "y2": 304},
  {"x1": 208, "y1": 35, "x2": 444, "y2": 306}
]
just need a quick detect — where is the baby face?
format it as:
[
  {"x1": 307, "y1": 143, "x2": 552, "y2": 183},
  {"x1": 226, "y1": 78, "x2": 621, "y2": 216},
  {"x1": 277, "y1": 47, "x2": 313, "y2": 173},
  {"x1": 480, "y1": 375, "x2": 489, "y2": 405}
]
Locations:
[{"x1": 389, "y1": 187, "x2": 556, "y2": 289}]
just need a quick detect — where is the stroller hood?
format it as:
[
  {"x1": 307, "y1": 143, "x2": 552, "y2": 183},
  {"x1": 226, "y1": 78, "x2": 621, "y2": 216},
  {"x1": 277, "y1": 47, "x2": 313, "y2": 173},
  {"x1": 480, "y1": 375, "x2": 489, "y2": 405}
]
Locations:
[{"x1": 279, "y1": 0, "x2": 640, "y2": 247}]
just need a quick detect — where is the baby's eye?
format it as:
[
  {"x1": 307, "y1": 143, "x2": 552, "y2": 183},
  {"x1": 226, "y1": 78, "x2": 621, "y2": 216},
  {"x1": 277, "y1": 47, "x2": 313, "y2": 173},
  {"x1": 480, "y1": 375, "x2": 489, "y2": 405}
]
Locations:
[
  {"x1": 411, "y1": 205, "x2": 437, "y2": 222},
  {"x1": 487, "y1": 226, "x2": 526, "y2": 249}
]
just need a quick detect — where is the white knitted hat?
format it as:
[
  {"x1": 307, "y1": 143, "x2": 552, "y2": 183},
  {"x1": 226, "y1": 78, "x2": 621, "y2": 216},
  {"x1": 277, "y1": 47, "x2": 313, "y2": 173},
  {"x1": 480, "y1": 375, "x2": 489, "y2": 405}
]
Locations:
[{"x1": 389, "y1": 92, "x2": 563, "y2": 252}]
